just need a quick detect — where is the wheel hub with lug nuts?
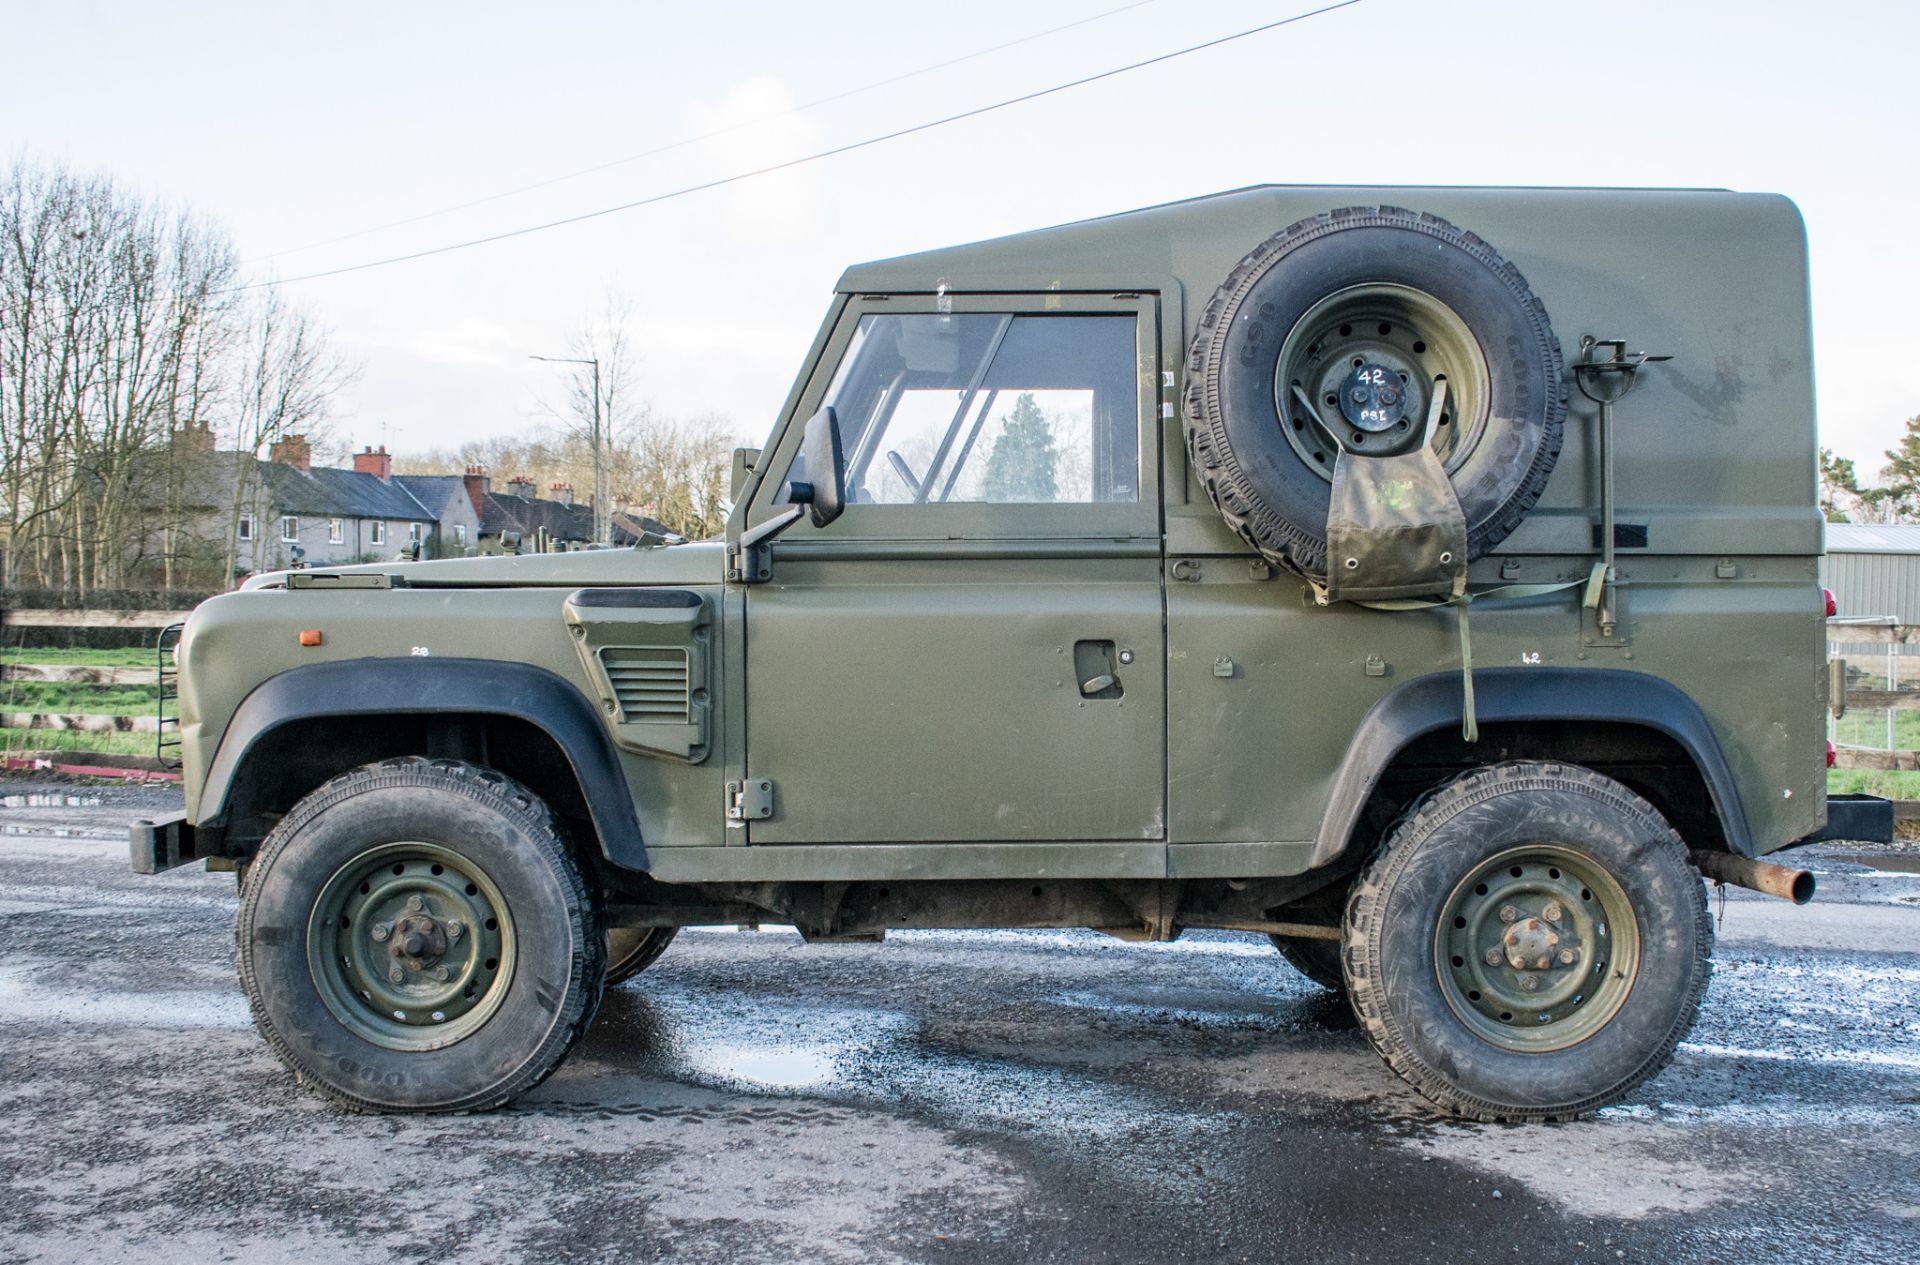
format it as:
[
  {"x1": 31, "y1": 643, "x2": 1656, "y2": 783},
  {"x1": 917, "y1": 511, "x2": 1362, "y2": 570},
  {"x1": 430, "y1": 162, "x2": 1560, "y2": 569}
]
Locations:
[
  {"x1": 305, "y1": 842, "x2": 516, "y2": 1052},
  {"x1": 1434, "y1": 845, "x2": 1641, "y2": 1052},
  {"x1": 1339, "y1": 362, "x2": 1411, "y2": 433},
  {"x1": 1273, "y1": 282, "x2": 1492, "y2": 474}
]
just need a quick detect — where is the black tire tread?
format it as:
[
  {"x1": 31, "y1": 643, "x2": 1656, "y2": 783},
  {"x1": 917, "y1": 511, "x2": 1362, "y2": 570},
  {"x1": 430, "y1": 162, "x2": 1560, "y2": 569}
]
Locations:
[
  {"x1": 1344, "y1": 761, "x2": 1711, "y2": 1123},
  {"x1": 236, "y1": 755, "x2": 605, "y2": 1114}
]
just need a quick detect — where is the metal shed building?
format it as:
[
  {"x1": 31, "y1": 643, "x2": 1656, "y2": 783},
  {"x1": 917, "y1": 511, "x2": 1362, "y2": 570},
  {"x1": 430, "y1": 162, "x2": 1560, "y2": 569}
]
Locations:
[{"x1": 1821, "y1": 523, "x2": 1920, "y2": 624}]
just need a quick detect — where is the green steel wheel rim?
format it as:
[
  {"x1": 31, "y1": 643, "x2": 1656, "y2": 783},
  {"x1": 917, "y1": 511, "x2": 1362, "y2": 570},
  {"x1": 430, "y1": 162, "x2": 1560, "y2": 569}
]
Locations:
[
  {"x1": 306, "y1": 842, "x2": 517, "y2": 1053},
  {"x1": 1434, "y1": 845, "x2": 1640, "y2": 1053},
  {"x1": 1274, "y1": 283, "x2": 1492, "y2": 477}
]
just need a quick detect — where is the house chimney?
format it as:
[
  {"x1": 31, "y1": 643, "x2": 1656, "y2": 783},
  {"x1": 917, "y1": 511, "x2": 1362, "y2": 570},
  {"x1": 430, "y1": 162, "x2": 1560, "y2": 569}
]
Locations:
[
  {"x1": 353, "y1": 444, "x2": 392, "y2": 481},
  {"x1": 463, "y1": 465, "x2": 490, "y2": 517},
  {"x1": 174, "y1": 420, "x2": 217, "y2": 453},
  {"x1": 550, "y1": 482, "x2": 573, "y2": 506},
  {"x1": 269, "y1": 433, "x2": 313, "y2": 473},
  {"x1": 506, "y1": 475, "x2": 537, "y2": 499}
]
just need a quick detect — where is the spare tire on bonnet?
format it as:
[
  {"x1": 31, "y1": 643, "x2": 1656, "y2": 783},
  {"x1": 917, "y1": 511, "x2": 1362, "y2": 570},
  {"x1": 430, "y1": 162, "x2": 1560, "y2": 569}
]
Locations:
[{"x1": 1183, "y1": 206, "x2": 1566, "y2": 584}]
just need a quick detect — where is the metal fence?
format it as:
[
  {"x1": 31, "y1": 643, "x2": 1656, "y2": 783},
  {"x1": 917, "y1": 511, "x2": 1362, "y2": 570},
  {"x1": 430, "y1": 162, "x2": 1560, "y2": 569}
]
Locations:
[{"x1": 1827, "y1": 617, "x2": 1920, "y2": 767}]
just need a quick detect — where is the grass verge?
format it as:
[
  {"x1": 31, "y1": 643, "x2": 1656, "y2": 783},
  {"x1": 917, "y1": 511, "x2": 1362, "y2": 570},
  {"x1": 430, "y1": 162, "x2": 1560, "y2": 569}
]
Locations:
[
  {"x1": 1, "y1": 646, "x2": 157, "y2": 668},
  {"x1": 0, "y1": 728, "x2": 159, "y2": 757}
]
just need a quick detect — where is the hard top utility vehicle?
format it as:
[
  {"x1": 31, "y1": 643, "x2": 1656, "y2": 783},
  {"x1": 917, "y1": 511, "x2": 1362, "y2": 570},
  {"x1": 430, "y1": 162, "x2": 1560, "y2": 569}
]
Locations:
[{"x1": 133, "y1": 185, "x2": 1890, "y2": 1120}]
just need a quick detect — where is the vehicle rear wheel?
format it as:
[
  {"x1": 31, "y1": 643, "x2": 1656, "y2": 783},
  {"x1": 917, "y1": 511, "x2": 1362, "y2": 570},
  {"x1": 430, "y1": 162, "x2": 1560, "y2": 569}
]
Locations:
[
  {"x1": 606, "y1": 926, "x2": 678, "y2": 985},
  {"x1": 1269, "y1": 934, "x2": 1345, "y2": 993},
  {"x1": 1345, "y1": 761, "x2": 1710, "y2": 1121},
  {"x1": 236, "y1": 756, "x2": 604, "y2": 1113}
]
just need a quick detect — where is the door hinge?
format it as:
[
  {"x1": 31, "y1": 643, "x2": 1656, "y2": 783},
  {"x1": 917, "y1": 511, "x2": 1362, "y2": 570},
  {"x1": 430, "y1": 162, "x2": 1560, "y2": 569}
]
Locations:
[
  {"x1": 726, "y1": 778, "x2": 774, "y2": 821},
  {"x1": 725, "y1": 541, "x2": 773, "y2": 584}
]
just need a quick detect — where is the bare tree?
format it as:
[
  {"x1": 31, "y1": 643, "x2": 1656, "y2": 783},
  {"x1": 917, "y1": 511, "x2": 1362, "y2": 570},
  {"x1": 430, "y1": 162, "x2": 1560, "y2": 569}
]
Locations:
[
  {"x1": 220, "y1": 290, "x2": 356, "y2": 581},
  {"x1": 616, "y1": 406, "x2": 737, "y2": 539},
  {"x1": 504, "y1": 290, "x2": 738, "y2": 541},
  {"x1": 0, "y1": 157, "x2": 354, "y2": 594},
  {"x1": 532, "y1": 292, "x2": 636, "y2": 544}
]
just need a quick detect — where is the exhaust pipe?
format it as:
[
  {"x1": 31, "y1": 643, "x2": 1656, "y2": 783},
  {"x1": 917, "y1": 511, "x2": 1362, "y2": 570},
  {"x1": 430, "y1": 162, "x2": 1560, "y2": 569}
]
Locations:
[{"x1": 1689, "y1": 850, "x2": 1815, "y2": 905}]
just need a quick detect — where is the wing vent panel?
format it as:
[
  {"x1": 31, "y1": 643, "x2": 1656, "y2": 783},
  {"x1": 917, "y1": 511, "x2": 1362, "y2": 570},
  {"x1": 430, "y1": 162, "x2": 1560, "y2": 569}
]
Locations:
[{"x1": 600, "y1": 647, "x2": 690, "y2": 723}]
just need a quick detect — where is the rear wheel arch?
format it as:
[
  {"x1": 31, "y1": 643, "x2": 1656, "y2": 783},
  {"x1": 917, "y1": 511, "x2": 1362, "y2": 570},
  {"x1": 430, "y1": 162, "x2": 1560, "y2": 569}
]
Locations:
[
  {"x1": 200, "y1": 659, "x2": 647, "y2": 872},
  {"x1": 1313, "y1": 668, "x2": 1749, "y2": 870}
]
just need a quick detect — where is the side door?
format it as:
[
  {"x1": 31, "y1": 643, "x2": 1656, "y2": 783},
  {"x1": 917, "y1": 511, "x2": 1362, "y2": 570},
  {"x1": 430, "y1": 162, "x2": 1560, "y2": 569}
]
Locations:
[{"x1": 742, "y1": 293, "x2": 1165, "y2": 847}]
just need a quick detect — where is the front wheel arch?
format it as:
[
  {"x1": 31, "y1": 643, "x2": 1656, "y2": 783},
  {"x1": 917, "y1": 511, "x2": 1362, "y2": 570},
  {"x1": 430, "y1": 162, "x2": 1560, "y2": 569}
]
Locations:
[{"x1": 199, "y1": 659, "x2": 648, "y2": 871}]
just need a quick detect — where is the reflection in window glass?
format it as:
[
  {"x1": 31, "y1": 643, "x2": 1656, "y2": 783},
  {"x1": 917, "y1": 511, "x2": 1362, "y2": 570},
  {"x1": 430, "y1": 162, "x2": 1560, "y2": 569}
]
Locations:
[{"x1": 795, "y1": 313, "x2": 1138, "y2": 506}]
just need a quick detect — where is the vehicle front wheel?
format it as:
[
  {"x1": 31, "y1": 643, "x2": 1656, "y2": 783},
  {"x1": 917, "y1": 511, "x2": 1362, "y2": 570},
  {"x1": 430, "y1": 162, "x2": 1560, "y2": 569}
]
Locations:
[
  {"x1": 1345, "y1": 761, "x2": 1710, "y2": 1122},
  {"x1": 236, "y1": 757, "x2": 605, "y2": 1113}
]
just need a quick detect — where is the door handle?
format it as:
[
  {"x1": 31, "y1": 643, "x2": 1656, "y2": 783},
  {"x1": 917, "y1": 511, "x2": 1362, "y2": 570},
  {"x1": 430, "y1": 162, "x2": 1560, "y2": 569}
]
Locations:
[{"x1": 1079, "y1": 673, "x2": 1117, "y2": 696}]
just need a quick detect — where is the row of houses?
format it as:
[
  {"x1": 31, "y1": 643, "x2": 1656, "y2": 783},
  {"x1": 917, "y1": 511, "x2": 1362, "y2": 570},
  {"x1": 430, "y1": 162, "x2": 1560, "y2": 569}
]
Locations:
[{"x1": 172, "y1": 425, "x2": 666, "y2": 578}]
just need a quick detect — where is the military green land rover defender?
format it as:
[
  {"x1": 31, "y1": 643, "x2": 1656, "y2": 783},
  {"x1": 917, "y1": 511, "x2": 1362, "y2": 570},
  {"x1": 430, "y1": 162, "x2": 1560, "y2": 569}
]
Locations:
[{"x1": 131, "y1": 186, "x2": 1892, "y2": 1121}]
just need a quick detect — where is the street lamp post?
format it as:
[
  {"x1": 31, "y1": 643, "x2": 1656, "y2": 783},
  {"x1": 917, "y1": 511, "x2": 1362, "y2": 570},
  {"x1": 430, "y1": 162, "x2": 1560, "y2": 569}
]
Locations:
[{"x1": 529, "y1": 354, "x2": 608, "y2": 544}]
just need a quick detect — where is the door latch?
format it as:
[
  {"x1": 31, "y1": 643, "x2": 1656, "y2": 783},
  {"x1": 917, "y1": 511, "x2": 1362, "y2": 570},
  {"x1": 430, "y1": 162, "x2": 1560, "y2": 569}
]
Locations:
[{"x1": 1073, "y1": 640, "x2": 1124, "y2": 700}]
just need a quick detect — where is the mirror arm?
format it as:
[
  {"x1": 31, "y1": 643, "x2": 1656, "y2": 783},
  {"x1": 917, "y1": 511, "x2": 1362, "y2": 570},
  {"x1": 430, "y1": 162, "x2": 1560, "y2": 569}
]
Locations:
[{"x1": 728, "y1": 505, "x2": 805, "y2": 584}]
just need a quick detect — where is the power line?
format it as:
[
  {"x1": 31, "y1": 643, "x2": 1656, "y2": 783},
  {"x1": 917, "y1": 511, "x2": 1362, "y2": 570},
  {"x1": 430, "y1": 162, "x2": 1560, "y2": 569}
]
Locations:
[
  {"x1": 260, "y1": 0, "x2": 1164, "y2": 262},
  {"x1": 234, "y1": 0, "x2": 1363, "y2": 293}
]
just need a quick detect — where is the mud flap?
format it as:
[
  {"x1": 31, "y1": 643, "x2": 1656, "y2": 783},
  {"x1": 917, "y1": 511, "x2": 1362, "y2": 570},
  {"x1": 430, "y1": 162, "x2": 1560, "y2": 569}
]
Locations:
[{"x1": 1323, "y1": 445, "x2": 1469, "y2": 604}]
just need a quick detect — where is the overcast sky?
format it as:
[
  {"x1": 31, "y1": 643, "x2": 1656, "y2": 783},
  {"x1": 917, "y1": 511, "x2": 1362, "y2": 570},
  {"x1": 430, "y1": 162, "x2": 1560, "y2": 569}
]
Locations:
[{"x1": 6, "y1": 0, "x2": 1914, "y2": 474}]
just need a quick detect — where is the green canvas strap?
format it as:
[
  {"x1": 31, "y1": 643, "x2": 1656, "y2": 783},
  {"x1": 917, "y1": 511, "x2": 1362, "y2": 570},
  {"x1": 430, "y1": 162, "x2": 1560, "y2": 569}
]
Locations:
[{"x1": 1358, "y1": 561, "x2": 1609, "y2": 742}]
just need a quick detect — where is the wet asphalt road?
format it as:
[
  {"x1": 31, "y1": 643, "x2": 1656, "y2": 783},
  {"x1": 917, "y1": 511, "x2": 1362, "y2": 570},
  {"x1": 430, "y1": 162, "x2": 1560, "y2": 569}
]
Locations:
[{"x1": 1, "y1": 786, "x2": 1917, "y2": 1265}]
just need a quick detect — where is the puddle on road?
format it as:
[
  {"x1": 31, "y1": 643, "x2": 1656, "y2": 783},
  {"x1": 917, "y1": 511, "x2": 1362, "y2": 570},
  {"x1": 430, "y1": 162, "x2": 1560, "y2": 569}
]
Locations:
[
  {"x1": 687, "y1": 1041, "x2": 839, "y2": 1089},
  {"x1": 586, "y1": 956, "x2": 1220, "y2": 1162},
  {"x1": 0, "y1": 964, "x2": 249, "y2": 1029}
]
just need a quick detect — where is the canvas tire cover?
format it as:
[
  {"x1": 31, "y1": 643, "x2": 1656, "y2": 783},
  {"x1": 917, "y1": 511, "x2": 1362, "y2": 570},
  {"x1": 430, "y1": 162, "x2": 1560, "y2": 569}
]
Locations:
[{"x1": 1183, "y1": 206, "x2": 1566, "y2": 582}]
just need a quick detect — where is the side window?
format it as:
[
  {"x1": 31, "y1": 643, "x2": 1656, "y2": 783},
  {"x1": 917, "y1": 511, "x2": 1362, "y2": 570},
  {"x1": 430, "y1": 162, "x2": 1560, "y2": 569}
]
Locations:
[{"x1": 797, "y1": 312, "x2": 1138, "y2": 506}]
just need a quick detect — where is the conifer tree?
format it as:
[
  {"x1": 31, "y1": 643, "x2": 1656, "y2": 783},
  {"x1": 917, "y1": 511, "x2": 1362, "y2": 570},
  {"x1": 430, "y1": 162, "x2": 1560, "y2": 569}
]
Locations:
[{"x1": 981, "y1": 393, "x2": 1059, "y2": 503}]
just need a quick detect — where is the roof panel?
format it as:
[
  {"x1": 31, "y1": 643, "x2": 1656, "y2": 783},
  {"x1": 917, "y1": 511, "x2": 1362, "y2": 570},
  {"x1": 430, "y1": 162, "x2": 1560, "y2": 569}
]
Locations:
[{"x1": 1824, "y1": 523, "x2": 1920, "y2": 555}]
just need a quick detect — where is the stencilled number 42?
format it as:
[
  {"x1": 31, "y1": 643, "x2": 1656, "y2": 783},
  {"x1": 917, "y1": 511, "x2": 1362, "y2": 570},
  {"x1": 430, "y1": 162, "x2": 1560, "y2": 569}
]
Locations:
[{"x1": 1521, "y1": 652, "x2": 1542, "y2": 665}]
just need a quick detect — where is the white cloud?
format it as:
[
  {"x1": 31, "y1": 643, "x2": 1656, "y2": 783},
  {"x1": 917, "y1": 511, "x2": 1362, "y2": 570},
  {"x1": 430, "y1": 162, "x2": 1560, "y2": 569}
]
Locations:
[
  {"x1": 687, "y1": 77, "x2": 828, "y2": 244},
  {"x1": 403, "y1": 317, "x2": 526, "y2": 367}
]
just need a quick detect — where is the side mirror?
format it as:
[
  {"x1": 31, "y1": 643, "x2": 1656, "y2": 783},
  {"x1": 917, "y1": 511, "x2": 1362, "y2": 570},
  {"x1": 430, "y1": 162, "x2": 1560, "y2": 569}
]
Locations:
[
  {"x1": 731, "y1": 406, "x2": 847, "y2": 583},
  {"x1": 785, "y1": 406, "x2": 846, "y2": 528}
]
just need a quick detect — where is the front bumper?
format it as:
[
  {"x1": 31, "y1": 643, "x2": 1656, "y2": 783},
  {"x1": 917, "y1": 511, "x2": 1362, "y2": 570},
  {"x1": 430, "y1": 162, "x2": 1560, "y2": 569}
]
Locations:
[{"x1": 130, "y1": 812, "x2": 196, "y2": 875}]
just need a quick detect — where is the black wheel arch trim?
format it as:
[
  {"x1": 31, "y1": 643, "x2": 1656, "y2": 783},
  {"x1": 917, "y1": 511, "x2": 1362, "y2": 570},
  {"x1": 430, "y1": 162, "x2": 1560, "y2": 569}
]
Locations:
[
  {"x1": 198, "y1": 657, "x2": 647, "y2": 870},
  {"x1": 1313, "y1": 667, "x2": 1752, "y2": 868}
]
